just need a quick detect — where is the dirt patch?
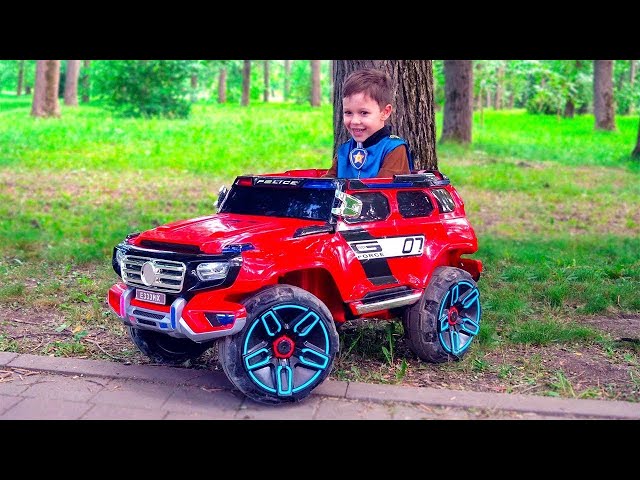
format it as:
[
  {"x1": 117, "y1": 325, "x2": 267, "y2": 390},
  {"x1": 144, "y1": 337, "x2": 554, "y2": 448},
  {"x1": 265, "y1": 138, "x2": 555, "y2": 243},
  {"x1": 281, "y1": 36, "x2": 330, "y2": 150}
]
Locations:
[{"x1": 581, "y1": 314, "x2": 640, "y2": 341}]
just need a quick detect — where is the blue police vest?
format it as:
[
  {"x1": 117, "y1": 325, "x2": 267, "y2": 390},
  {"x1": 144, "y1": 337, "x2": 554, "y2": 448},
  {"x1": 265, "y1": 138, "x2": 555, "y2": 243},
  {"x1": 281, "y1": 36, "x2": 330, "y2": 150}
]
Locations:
[{"x1": 337, "y1": 135, "x2": 412, "y2": 179}]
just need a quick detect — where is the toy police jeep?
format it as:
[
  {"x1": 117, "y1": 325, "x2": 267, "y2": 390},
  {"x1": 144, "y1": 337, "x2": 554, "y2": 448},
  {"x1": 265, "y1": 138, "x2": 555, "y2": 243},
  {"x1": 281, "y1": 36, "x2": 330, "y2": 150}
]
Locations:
[{"x1": 107, "y1": 169, "x2": 482, "y2": 405}]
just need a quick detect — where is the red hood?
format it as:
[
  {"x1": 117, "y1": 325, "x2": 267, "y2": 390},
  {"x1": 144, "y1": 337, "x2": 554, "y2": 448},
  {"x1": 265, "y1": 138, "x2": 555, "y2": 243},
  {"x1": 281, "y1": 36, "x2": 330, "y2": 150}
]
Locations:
[{"x1": 133, "y1": 213, "x2": 323, "y2": 254}]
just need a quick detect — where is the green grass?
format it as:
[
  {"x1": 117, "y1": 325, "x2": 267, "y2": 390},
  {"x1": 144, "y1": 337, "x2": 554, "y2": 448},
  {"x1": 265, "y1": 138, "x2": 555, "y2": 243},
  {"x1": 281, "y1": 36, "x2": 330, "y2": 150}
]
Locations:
[
  {"x1": 439, "y1": 109, "x2": 640, "y2": 170},
  {"x1": 1, "y1": 93, "x2": 639, "y2": 373}
]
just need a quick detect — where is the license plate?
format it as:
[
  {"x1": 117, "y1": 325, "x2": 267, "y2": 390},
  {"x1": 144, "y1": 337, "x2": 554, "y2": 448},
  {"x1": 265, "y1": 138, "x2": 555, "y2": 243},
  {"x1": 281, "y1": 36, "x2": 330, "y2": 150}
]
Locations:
[{"x1": 135, "y1": 289, "x2": 166, "y2": 305}]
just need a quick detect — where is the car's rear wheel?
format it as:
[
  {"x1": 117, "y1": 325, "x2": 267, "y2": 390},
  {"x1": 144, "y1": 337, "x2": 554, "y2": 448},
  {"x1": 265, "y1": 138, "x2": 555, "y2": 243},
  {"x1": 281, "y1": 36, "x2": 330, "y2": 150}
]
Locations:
[
  {"x1": 127, "y1": 327, "x2": 212, "y2": 365},
  {"x1": 218, "y1": 285, "x2": 339, "y2": 405},
  {"x1": 402, "y1": 267, "x2": 481, "y2": 363}
]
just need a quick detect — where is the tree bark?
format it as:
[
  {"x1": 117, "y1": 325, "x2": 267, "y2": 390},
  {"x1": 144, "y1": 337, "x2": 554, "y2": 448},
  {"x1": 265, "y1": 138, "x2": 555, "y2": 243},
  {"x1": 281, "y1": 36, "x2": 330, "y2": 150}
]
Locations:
[
  {"x1": 441, "y1": 60, "x2": 473, "y2": 144},
  {"x1": 329, "y1": 60, "x2": 335, "y2": 105},
  {"x1": 64, "y1": 60, "x2": 80, "y2": 106},
  {"x1": 263, "y1": 60, "x2": 270, "y2": 102},
  {"x1": 495, "y1": 61, "x2": 504, "y2": 109},
  {"x1": 241, "y1": 60, "x2": 250, "y2": 107},
  {"x1": 633, "y1": 116, "x2": 640, "y2": 158},
  {"x1": 31, "y1": 60, "x2": 61, "y2": 118},
  {"x1": 564, "y1": 99, "x2": 575, "y2": 118},
  {"x1": 284, "y1": 60, "x2": 291, "y2": 102},
  {"x1": 333, "y1": 60, "x2": 438, "y2": 169},
  {"x1": 310, "y1": 60, "x2": 321, "y2": 107},
  {"x1": 629, "y1": 60, "x2": 637, "y2": 115},
  {"x1": 217, "y1": 66, "x2": 227, "y2": 103},
  {"x1": 594, "y1": 60, "x2": 616, "y2": 130},
  {"x1": 190, "y1": 74, "x2": 198, "y2": 102},
  {"x1": 17, "y1": 60, "x2": 24, "y2": 96},
  {"x1": 81, "y1": 60, "x2": 90, "y2": 103}
]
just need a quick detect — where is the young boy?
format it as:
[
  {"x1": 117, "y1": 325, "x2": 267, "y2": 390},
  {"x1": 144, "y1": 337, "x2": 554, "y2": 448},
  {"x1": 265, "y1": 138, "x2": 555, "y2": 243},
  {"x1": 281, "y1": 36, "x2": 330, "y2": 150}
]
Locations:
[{"x1": 323, "y1": 68, "x2": 413, "y2": 179}]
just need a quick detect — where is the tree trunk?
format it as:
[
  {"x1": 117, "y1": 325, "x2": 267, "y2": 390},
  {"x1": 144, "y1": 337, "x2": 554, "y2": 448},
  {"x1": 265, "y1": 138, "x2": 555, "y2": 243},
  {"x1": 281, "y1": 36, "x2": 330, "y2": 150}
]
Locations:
[
  {"x1": 495, "y1": 61, "x2": 504, "y2": 109},
  {"x1": 564, "y1": 99, "x2": 575, "y2": 118},
  {"x1": 81, "y1": 60, "x2": 90, "y2": 103},
  {"x1": 629, "y1": 60, "x2": 637, "y2": 115},
  {"x1": 310, "y1": 60, "x2": 321, "y2": 107},
  {"x1": 508, "y1": 91, "x2": 514, "y2": 109},
  {"x1": 329, "y1": 60, "x2": 335, "y2": 105},
  {"x1": 241, "y1": 60, "x2": 250, "y2": 107},
  {"x1": 31, "y1": 60, "x2": 61, "y2": 118},
  {"x1": 190, "y1": 74, "x2": 198, "y2": 102},
  {"x1": 17, "y1": 60, "x2": 24, "y2": 96},
  {"x1": 594, "y1": 60, "x2": 616, "y2": 130},
  {"x1": 284, "y1": 60, "x2": 291, "y2": 102},
  {"x1": 333, "y1": 60, "x2": 438, "y2": 170},
  {"x1": 63, "y1": 60, "x2": 80, "y2": 106},
  {"x1": 263, "y1": 60, "x2": 270, "y2": 102},
  {"x1": 633, "y1": 116, "x2": 640, "y2": 158},
  {"x1": 217, "y1": 67, "x2": 227, "y2": 103},
  {"x1": 441, "y1": 60, "x2": 473, "y2": 144}
]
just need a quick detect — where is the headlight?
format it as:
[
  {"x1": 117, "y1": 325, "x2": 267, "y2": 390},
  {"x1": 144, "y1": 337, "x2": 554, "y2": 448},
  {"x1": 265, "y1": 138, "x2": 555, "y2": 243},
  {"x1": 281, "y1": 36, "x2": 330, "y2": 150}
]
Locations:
[
  {"x1": 113, "y1": 247, "x2": 126, "y2": 277},
  {"x1": 115, "y1": 248, "x2": 125, "y2": 268},
  {"x1": 196, "y1": 262, "x2": 229, "y2": 281}
]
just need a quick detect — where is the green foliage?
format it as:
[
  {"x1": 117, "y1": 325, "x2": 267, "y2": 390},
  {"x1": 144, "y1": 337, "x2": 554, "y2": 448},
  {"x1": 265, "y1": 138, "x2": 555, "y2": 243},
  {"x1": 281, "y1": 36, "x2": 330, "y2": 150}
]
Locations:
[
  {"x1": 614, "y1": 60, "x2": 640, "y2": 114},
  {"x1": 92, "y1": 60, "x2": 196, "y2": 118}
]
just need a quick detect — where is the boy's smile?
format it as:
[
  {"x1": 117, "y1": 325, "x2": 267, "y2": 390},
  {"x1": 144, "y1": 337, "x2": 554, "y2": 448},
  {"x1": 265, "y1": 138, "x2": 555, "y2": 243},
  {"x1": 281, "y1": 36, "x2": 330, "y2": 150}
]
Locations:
[{"x1": 343, "y1": 92, "x2": 392, "y2": 143}]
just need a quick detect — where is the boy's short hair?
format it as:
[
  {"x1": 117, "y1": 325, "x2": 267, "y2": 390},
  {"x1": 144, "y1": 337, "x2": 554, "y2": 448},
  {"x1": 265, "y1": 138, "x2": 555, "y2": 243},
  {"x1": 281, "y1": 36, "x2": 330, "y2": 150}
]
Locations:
[{"x1": 343, "y1": 68, "x2": 393, "y2": 108}]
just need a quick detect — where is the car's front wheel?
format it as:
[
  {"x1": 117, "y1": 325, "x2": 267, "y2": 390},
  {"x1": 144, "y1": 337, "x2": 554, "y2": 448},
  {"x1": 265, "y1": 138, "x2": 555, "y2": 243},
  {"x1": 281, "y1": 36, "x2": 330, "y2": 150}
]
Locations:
[
  {"x1": 127, "y1": 327, "x2": 213, "y2": 365},
  {"x1": 218, "y1": 285, "x2": 339, "y2": 405}
]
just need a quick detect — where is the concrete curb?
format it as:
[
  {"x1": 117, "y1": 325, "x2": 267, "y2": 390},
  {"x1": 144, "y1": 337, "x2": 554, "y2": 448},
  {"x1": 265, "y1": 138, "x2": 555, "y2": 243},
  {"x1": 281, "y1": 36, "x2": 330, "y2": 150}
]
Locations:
[{"x1": 2, "y1": 352, "x2": 639, "y2": 419}]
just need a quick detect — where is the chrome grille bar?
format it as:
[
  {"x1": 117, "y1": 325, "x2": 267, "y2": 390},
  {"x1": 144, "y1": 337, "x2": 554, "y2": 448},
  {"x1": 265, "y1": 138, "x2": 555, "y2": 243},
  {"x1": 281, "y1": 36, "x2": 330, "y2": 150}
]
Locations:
[{"x1": 122, "y1": 255, "x2": 186, "y2": 293}]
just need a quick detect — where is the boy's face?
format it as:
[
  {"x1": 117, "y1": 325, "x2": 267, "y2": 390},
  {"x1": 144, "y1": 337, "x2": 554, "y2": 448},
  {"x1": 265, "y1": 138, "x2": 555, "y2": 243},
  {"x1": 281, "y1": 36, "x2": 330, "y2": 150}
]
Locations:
[{"x1": 343, "y1": 92, "x2": 392, "y2": 143}]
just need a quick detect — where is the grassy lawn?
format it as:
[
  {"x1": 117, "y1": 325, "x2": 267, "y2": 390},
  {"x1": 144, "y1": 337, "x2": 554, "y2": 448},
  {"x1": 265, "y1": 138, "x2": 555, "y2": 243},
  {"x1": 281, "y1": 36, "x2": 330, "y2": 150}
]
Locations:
[{"x1": 1, "y1": 94, "x2": 639, "y2": 397}]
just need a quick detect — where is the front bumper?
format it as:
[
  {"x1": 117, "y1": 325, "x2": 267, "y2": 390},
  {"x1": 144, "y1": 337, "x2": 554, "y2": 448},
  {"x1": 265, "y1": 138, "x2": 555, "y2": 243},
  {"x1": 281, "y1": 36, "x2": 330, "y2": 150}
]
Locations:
[{"x1": 107, "y1": 282, "x2": 246, "y2": 342}]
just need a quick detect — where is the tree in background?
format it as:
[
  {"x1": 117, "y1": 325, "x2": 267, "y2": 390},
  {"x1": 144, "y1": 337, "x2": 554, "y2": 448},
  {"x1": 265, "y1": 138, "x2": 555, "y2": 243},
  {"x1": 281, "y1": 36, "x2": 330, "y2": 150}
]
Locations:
[
  {"x1": 64, "y1": 60, "x2": 80, "y2": 106},
  {"x1": 283, "y1": 60, "x2": 291, "y2": 101},
  {"x1": 218, "y1": 64, "x2": 227, "y2": 103},
  {"x1": 630, "y1": 60, "x2": 637, "y2": 114},
  {"x1": 494, "y1": 61, "x2": 505, "y2": 109},
  {"x1": 633, "y1": 117, "x2": 640, "y2": 158},
  {"x1": 333, "y1": 60, "x2": 438, "y2": 169},
  {"x1": 441, "y1": 60, "x2": 473, "y2": 144},
  {"x1": 17, "y1": 60, "x2": 24, "y2": 96},
  {"x1": 263, "y1": 61, "x2": 270, "y2": 102},
  {"x1": 31, "y1": 60, "x2": 60, "y2": 118},
  {"x1": 241, "y1": 60, "x2": 251, "y2": 106},
  {"x1": 594, "y1": 60, "x2": 616, "y2": 130},
  {"x1": 81, "y1": 60, "x2": 90, "y2": 103},
  {"x1": 310, "y1": 60, "x2": 321, "y2": 107},
  {"x1": 92, "y1": 60, "x2": 193, "y2": 118}
]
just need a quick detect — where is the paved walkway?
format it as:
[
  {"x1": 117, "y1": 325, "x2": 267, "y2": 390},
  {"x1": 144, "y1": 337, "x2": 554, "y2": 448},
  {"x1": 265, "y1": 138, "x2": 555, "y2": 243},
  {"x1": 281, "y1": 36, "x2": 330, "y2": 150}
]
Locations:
[{"x1": 1, "y1": 352, "x2": 638, "y2": 420}]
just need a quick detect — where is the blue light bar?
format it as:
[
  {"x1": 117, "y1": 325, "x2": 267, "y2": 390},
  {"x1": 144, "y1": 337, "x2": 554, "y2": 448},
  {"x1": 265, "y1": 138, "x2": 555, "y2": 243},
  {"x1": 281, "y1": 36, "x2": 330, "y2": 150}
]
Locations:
[
  {"x1": 302, "y1": 180, "x2": 336, "y2": 189},
  {"x1": 222, "y1": 243, "x2": 255, "y2": 254}
]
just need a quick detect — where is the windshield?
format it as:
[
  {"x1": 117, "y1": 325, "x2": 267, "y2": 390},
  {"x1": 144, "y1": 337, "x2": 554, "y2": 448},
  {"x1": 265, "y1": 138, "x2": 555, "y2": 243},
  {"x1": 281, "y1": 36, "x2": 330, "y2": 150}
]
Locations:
[{"x1": 220, "y1": 185, "x2": 336, "y2": 221}]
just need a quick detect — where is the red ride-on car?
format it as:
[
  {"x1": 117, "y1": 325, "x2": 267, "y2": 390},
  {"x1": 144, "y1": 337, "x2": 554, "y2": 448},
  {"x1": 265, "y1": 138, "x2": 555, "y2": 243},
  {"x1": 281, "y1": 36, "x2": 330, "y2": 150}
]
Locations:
[{"x1": 107, "y1": 169, "x2": 482, "y2": 405}]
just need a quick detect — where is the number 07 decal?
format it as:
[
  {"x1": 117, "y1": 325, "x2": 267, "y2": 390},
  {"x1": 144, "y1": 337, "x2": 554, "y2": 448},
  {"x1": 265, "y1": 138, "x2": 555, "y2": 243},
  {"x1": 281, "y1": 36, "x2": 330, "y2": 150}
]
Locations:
[{"x1": 348, "y1": 235, "x2": 425, "y2": 260}]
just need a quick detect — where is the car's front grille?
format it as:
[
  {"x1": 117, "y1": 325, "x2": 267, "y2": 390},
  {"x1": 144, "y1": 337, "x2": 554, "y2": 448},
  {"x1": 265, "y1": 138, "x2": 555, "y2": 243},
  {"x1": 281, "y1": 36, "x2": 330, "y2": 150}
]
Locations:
[{"x1": 122, "y1": 255, "x2": 186, "y2": 293}]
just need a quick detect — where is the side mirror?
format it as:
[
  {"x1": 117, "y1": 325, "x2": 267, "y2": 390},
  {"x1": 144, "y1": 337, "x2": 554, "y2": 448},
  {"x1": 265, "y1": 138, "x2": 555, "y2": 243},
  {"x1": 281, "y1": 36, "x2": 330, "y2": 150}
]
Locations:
[
  {"x1": 331, "y1": 190, "x2": 362, "y2": 218},
  {"x1": 215, "y1": 185, "x2": 228, "y2": 212}
]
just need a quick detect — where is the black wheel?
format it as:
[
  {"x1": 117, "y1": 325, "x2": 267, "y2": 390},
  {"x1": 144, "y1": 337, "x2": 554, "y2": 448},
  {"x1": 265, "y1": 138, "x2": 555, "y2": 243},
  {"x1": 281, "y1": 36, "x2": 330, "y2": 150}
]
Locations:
[
  {"x1": 127, "y1": 327, "x2": 213, "y2": 365},
  {"x1": 218, "y1": 285, "x2": 339, "y2": 405},
  {"x1": 402, "y1": 266, "x2": 481, "y2": 363}
]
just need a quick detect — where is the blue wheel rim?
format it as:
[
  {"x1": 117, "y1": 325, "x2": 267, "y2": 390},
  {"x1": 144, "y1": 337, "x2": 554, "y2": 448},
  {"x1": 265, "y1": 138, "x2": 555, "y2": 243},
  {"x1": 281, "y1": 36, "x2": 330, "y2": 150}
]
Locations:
[
  {"x1": 437, "y1": 281, "x2": 481, "y2": 356},
  {"x1": 242, "y1": 304, "x2": 332, "y2": 397}
]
